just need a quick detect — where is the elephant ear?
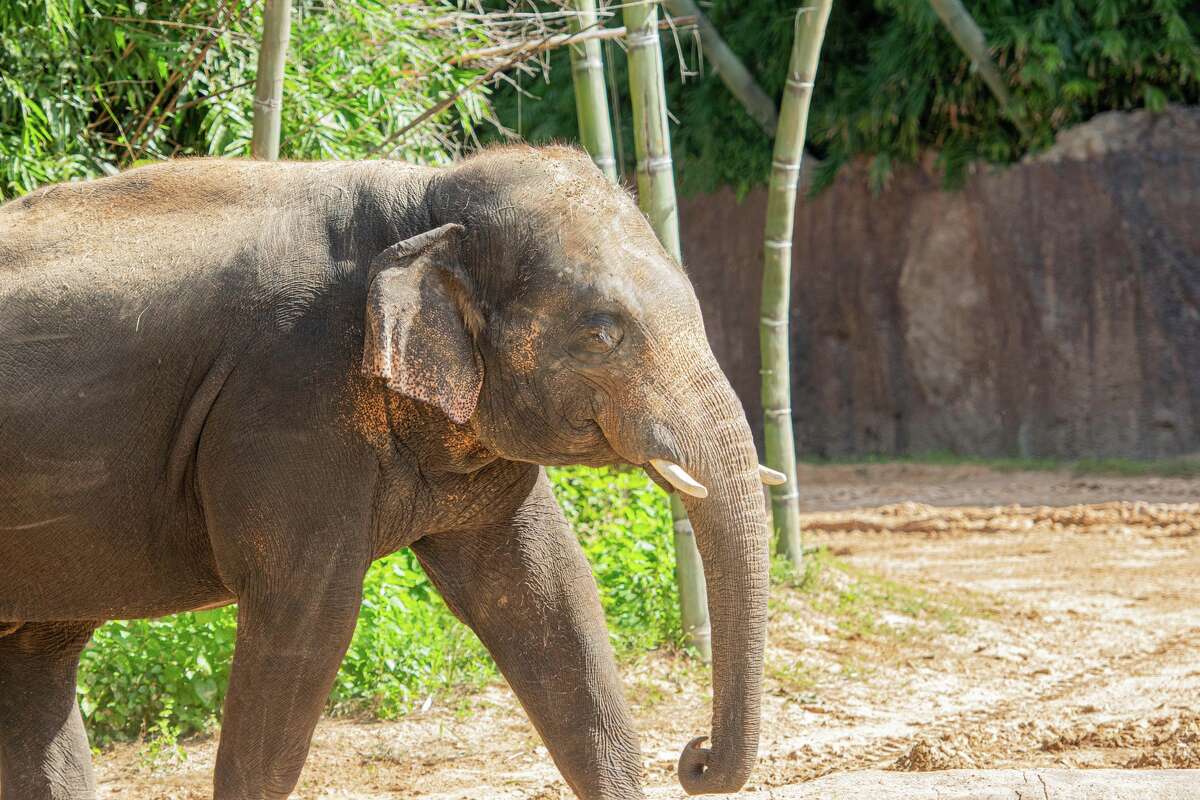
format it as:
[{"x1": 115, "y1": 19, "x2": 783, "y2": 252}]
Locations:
[{"x1": 362, "y1": 223, "x2": 483, "y2": 425}]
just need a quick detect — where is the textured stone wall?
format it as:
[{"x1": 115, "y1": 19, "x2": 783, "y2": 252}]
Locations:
[{"x1": 679, "y1": 107, "x2": 1200, "y2": 458}]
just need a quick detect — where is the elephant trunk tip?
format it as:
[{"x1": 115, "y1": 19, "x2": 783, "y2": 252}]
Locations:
[{"x1": 677, "y1": 736, "x2": 753, "y2": 795}]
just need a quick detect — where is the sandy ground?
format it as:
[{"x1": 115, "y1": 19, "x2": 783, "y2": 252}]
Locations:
[{"x1": 95, "y1": 464, "x2": 1200, "y2": 799}]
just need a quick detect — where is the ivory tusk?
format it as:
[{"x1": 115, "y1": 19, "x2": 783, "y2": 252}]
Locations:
[
  {"x1": 759, "y1": 465, "x2": 787, "y2": 486},
  {"x1": 649, "y1": 459, "x2": 709, "y2": 499}
]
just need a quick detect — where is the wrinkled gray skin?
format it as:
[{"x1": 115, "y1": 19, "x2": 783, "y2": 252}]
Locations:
[{"x1": 0, "y1": 146, "x2": 769, "y2": 800}]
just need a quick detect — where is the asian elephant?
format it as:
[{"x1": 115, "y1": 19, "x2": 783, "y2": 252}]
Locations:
[{"x1": 0, "y1": 146, "x2": 776, "y2": 800}]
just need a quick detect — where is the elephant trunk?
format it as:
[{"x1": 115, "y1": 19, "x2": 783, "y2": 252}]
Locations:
[{"x1": 671, "y1": 369, "x2": 770, "y2": 795}]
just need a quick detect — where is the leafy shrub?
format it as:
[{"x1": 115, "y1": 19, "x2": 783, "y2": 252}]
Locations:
[
  {"x1": 549, "y1": 466, "x2": 681, "y2": 652},
  {"x1": 489, "y1": 0, "x2": 1200, "y2": 194},
  {"x1": 328, "y1": 549, "x2": 494, "y2": 720},
  {"x1": 80, "y1": 608, "x2": 236, "y2": 746},
  {"x1": 77, "y1": 466, "x2": 678, "y2": 744}
]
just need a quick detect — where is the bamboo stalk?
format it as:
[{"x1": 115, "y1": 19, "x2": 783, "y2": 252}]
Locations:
[
  {"x1": 760, "y1": 0, "x2": 831, "y2": 565},
  {"x1": 604, "y1": 38, "x2": 628, "y2": 177},
  {"x1": 251, "y1": 0, "x2": 293, "y2": 160},
  {"x1": 623, "y1": 0, "x2": 710, "y2": 662},
  {"x1": 672, "y1": 494, "x2": 708, "y2": 657},
  {"x1": 568, "y1": 0, "x2": 618, "y2": 181},
  {"x1": 927, "y1": 0, "x2": 1029, "y2": 137},
  {"x1": 662, "y1": 0, "x2": 778, "y2": 137},
  {"x1": 450, "y1": 16, "x2": 696, "y2": 65}
]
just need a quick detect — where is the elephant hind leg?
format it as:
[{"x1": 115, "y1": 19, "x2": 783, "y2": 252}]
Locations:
[{"x1": 0, "y1": 620, "x2": 99, "y2": 800}]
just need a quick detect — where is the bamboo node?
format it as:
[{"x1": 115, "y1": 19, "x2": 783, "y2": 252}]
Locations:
[
  {"x1": 764, "y1": 406, "x2": 792, "y2": 417},
  {"x1": 637, "y1": 155, "x2": 673, "y2": 174},
  {"x1": 764, "y1": 238, "x2": 792, "y2": 249},
  {"x1": 786, "y1": 78, "x2": 816, "y2": 91},
  {"x1": 760, "y1": 316, "x2": 789, "y2": 327},
  {"x1": 772, "y1": 160, "x2": 802, "y2": 172},
  {"x1": 592, "y1": 156, "x2": 617, "y2": 167},
  {"x1": 571, "y1": 58, "x2": 603, "y2": 72},
  {"x1": 253, "y1": 98, "x2": 282, "y2": 110},
  {"x1": 626, "y1": 30, "x2": 660, "y2": 50},
  {"x1": 772, "y1": 490, "x2": 800, "y2": 501}
]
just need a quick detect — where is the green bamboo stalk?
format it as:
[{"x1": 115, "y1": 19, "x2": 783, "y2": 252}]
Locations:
[
  {"x1": 568, "y1": 0, "x2": 618, "y2": 182},
  {"x1": 250, "y1": 0, "x2": 293, "y2": 160},
  {"x1": 622, "y1": 0, "x2": 710, "y2": 662},
  {"x1": 662, "y1": 0, "x2": 779, "y2": 137},
  {"x1": 927, "y1": 0, "x2": 1029, "y2": 137},
  {"x1": 761, "y1": 0, "x2": 831, "y2": 565},
  {"x1": 604, "y1": 39, "x2": 628, "y2": 177}
]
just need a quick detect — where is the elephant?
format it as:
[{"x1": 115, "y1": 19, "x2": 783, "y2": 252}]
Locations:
[{"x1": 0, "y1": 145, "x2": 778, "y2": 799}]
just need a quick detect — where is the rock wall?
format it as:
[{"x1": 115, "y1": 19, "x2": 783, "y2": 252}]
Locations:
[{"x1": 679, "y1": 107, "x2": 1200, "y2": 459}]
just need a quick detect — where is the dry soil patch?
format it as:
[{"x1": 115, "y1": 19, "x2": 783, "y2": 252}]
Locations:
[{"x1": 95, "y1": 466, "x2": 1200, "y2": 799}]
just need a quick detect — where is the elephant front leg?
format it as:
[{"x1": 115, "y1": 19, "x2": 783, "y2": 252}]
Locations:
[
  {"x1": 212, "y1": 579, "x2": 364, "y2": 800},
  {"x1": 198, "y1": 431, "x2": 384, "y2": 800},
  {"x1": 198, "y1": 434, "x2": 375, "y2": 800},
  {"x1": 413, "y1": 471, "x2": 644, "y2": 800}
]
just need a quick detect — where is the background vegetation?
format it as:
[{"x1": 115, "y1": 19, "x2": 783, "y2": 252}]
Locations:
[
  {"x1": 78, "y1": 466, "x2": 683, "y2": 746},
  {"x1": 11, "y1": 1, "x2": 1195, "y2": 200},
  {"x1": 491, "y1": 0, "x2": 1200, "y2": 193},
  {"x1": 0, "y1": 0, "x2": 494, "y2": 198}
]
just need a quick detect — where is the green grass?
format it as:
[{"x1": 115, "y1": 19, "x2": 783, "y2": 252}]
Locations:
[
  {"x1": 774, "y1": 547, "x2": 978, "y2": 642},
  {"x1": 1070, "y1": 457, "x2": 1200, "y2": 479},
  {"x1": 766, "y1": 547, "x2": 989, "y2": 695},
  {"x1": 78, "y1": 465, "x2": 682, "y2": 747},
  {"x1": 801, "y1": 451, "x2": 1200, "y2": 479}
]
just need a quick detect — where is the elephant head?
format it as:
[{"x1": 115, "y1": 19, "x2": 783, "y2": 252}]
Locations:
[{"x1": 363, "y1": 145, "x2": 773, "y2": 795}]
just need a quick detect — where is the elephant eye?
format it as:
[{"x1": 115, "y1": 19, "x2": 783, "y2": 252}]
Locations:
[{"x1": 568, "y1": 314, "x2": 625, "y2": 362}]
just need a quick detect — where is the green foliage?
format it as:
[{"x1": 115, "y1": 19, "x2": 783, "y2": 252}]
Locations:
[
  {"x1": 80, "y1": 551, "x2": 491, "y2": 745},
  {"x1": 770, "y1": 546, "x2": 827, "y2": 592},
  {"x1": 138, "y1": 698, "x2": 188, "y2": 771},
  {"x1": 79, "y1": 607, "x2": 237, "y2": 746},
  {"x1": 811, "y1": 0, "x2": 1200, "y2": 191},
  {"x1": 329, "y1": 549, "x2": 494, "y2": 720},
  {"x1": 77, "y1": 466, "x2": 678, "y2": 745},
  {"x1": 549, "y1": 466, "x2": 682, "y2": 652},
  {"x1": 0, "y1": 0, "x2": 494, "y2": 198},
  {"x1": 489, "y1": 0, "x2": 1200, "y2": 194}
]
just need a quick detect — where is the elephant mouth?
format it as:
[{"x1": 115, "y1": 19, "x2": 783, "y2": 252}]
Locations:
[{"x1": 535, "y1": 416, "x2": 622, "y2": 467}]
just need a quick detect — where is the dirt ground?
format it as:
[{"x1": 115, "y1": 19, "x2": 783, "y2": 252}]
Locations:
[{"x1": 96, "y1": 464, "x2": 1200, "y2": 799}]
